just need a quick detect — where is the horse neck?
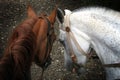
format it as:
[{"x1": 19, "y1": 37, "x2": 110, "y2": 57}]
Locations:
[
  {"x1": 69, "y1": 8, "x2": 120, "y2": 64},
  {"x1": 69, "y1": 8, "x2": 120, "y2": 79},
  {"x1": 0, "y1": 54, "x2": 14, "y2": 80},
  {"x1": 0, "y1": 53, "x2": 31, "y2": 80},
  {"x1": 70, "y1": 8, "x2": 120, "y2": 34},
  {"x1": 93, "y1": 40, "x2": 120, "y2": 80},
  {"x1": 6, "y1": 17, "x2": 37, "y2": 50},
  {"x1": 0, "y1": 17, "x2": 36, "y2": 80}
]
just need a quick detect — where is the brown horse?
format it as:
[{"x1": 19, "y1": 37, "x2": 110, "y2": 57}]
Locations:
[
  {"x1": 31, "y1": 5, "x2": 57, "y2": 78},
  {"x1": 0, "y1": 5, "x2": 37, "y2": 80}
]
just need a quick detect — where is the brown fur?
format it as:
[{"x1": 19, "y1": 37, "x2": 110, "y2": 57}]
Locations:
[
  {"x1": 0, "y1": 5, "x2": 57, "y2": 80},
  {"x1": 32, "y1": 7, "x2": 57, "y2": 68},
  {"x1": 29, "y1": 6, "x2": 57, "y2": 79},
  {"x1": 0, "y1": 5, "x2": 37, "y2": 80}
]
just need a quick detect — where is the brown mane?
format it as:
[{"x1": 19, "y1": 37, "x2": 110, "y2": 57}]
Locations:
[{"x1": 0, "y1": 7, "x2": 37, "y2": 80}]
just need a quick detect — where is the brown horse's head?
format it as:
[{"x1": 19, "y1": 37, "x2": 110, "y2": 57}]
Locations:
[{"x1": 28, "y1": 6, "x2": 57, "y2": 70}]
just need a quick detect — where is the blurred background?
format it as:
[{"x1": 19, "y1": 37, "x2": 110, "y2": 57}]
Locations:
[{"x1": 0, "y1": 0, "x2": 120, "y2": 80}]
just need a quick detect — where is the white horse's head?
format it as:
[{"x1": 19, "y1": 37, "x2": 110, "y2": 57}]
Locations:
[{"x1": 57, "y1": 8, "x2": 91, "y2": 74}]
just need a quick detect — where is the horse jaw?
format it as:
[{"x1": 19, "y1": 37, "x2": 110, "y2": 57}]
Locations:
[{"x1": 92, "y1": 40, "x2": 120, "y2": 80}]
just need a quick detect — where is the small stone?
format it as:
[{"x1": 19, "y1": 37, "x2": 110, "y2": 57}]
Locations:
[{"x1": 56, "y1": 60, "x2": 59, "y2": 62}]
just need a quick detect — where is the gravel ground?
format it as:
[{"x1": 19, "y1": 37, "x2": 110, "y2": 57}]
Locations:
[{"x1": 0, "y1": 0, "x2": 119, "y2": 80}]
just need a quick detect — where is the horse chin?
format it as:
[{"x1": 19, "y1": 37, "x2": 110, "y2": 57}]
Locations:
[{"x1": 65, "y1": 62, "x2": 86, "y2": 75}]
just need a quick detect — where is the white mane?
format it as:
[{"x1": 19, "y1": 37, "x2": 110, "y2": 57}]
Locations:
[{"x1": 73, "y1": 7, "x2": 120, "y2": 19}]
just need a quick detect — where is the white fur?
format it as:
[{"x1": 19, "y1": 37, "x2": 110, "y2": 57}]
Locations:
[{"x1": 59, "y1": 7, "x2": 120, "y2": 80}]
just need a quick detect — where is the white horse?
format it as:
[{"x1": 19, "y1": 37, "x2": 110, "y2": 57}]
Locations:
[{"x1": 56, "y1": 7, "x2": 120, "y2": 80}]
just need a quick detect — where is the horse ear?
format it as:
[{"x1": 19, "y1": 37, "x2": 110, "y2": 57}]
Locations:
[
  {"x1": 27, "y1": 5, "x2": 37, "y2": 18},
  {"x1": 48, "y1": 7, "x2": 57, "y2": 25},
  {"x1": 56, "y1": 8, "x2": 65, "y2": 24}
]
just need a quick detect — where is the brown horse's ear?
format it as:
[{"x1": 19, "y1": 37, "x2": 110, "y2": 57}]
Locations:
[
  {"x1": 27, "y1": 5, "x2": 37, "y2": 19},
  {"x1": 48, "y1": 6, "x2": 57, "y2": 25}
]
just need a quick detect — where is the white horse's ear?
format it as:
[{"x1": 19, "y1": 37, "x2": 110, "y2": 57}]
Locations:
[
  {"x1": 64, "y1": 9, "x2": 72, "y2": 15},
  {"x1": 57, "y1": 8, "x2": 65, "y2": 23}
]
